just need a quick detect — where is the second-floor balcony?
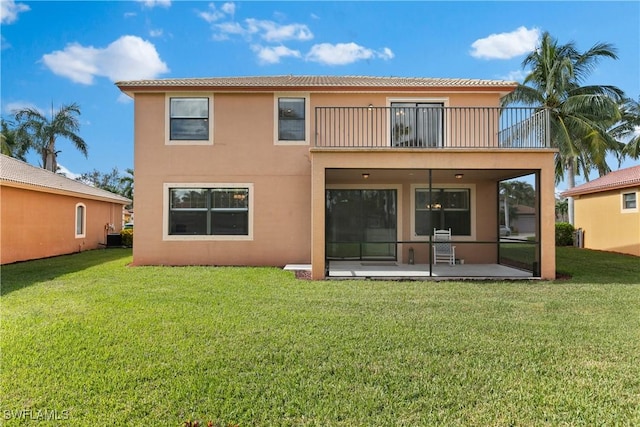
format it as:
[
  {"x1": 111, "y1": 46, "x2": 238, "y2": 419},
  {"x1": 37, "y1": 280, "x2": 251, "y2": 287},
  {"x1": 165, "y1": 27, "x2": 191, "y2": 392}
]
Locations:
[{"x1": 315, "y1": 106, "x2": 550, "y2": 149}]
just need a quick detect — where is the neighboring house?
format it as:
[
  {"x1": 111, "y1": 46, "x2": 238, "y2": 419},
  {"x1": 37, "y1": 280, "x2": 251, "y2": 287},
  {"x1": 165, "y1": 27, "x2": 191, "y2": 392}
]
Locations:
[
  {"x1": 512, "y1": 205, "x2": 536, "y2": 235},
  {"x1": 116, "y1": 75, "x2": 557, "y2": 279},
  {"x1": 0, "y1": 155, "x2": 132, "y2": 264},
  {"x1": 561, "y1": 165, "x2": 640, "y2": 257}
]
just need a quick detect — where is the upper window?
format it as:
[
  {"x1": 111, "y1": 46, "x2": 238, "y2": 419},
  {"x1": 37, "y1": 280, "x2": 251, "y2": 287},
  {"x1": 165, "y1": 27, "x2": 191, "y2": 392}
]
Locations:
[
  {"x1": 278, "y1": 98, "x2": 305, "y2": 141},
  {"x1": 274, "y1": 94, "x2": 309, "y2": 145},
  {"x1": 164, "y1": 184, "x2": 253, "y2": 240},
  {"x1": 170, "y1": 97, "x2": 209, "y2": 140},
  {"x1": 415, "y1": 188, "x2": 471, "y2": 236},
  {"x1": 166, "y1": 95, "x2": 213, "y2": 145},
  {"x1": 622, "y1": 192, "x2": 637, "y2": 211},
  {"x1": 391, "y1": 102, "x2": 444, "y2": 147},
  {"x1": 75, "y1": 203, "x2": 86, "y2": 238}
]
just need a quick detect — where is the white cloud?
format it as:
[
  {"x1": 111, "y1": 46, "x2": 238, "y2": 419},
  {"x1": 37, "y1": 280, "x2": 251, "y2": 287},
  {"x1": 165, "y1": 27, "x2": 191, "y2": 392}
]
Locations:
[
  {"x1": 199, "y1": 3, "x2": 226, "y2": 23},
  {"x1": 199, "y1": 2, "x2": 235, "y2": 23},
  {"x1": 251, "y1": 45, "x2": 301, "y2": 64},
  {"x1": 4, "y1": 101, "x2": 42, "y2": 115},
  {"x1": 149, "y1": 29, "x2": 163, "y2": 37},
  {"x1": 58, "y1": 164, "x2": 81, "y2": 180},
  {"x1": 1, "y1": 35, "x2": 11, "y2": 50},
  {"x1": 248, "y1": 19, "x2": 313, "y2": 42},
  {"x1": 42, "y1": 35, "x2": 169, "y2": 85},
  {"x1": 221, "y1": 2, "x2": 235, "y2": 15},
  {"x1": 136, "y1": 0, "x2": 171, "y2": 8},
  {"x1": 1, "y1": 0, "x2": 29, "y2": 24},
  {"x1": 306, "y1": 42, "x2": 394, "y2": 66},
  {"x1": 214, "y1": 18, "x2": 313, "y2": 42},
  {"x1": 501, "y1": 69, "x2": 528, "y2": 82},
  {"x1": 470, "y1": 26, "x2": 540, "y2": 60}
]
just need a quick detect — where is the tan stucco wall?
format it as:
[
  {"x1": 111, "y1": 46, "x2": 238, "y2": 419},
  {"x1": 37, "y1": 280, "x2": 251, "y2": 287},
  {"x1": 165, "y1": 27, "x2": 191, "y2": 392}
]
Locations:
[
  {"x1": 573, "y1": 187, "x2": 640, "y2": 256},
  {"x1": 0, "y1": 185, "x2": 124, "y2": 264},
  {"x1": 132, "y1": 92, "x2": 312, "y2": 266},
  {"x1": 132, "y1": 90, "x2": 556, "y2": 279}
]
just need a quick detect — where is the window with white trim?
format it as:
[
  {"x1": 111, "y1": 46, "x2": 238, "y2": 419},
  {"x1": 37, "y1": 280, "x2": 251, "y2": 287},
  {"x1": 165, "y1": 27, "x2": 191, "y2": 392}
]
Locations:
[
  {"x1": 75, "y1": 203, "x2": 86, "y2": 238},
  {"x1": 415, "y1": 188, "x2": 471, "y2": 236},
  {"x1": 622, "y1": 192, "x2": 637, "y2": 211},
  {"x1": 166, "y1": 94, "x2": 213, "y2": 144},
  {"x1": 168, "y1": 187, "x2": 250, "y2": 236}
]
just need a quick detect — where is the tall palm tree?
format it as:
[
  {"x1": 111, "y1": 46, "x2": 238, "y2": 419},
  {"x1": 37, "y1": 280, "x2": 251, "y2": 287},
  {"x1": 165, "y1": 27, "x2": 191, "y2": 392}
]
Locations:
[
  {"x1": 502, "y1": 32, "x2": 625, "y2": 223},
  {"x1": 13, "y1": 103, "x2": 88, "y2": 172}
]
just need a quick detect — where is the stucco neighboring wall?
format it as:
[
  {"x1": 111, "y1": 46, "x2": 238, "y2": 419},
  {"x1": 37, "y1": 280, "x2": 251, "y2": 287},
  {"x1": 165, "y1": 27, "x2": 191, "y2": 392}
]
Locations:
[
  {"x1": 574, "y1": 187, "x2": 640, "y2": 256},
  {"x1": 0, "y1": 185, "x2": 124, "y2": 264}
]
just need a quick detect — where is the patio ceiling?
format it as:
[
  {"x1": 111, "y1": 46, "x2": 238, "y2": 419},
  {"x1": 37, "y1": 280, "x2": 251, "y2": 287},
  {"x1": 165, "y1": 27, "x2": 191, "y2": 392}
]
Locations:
[{"x1": 325, "y1": 168, "x2": 538, "y2": 185}]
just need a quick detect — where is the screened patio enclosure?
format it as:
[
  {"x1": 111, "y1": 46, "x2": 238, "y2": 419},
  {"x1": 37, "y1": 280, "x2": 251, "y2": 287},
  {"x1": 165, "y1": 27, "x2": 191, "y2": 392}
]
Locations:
[{"x1": 324, "y1": 168, "x2": 541, "y2": 277}]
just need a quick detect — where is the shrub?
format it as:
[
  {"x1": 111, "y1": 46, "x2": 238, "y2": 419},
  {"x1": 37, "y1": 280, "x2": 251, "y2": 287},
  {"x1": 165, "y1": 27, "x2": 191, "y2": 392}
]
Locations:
[
  {"x1": 120, "y1": 228, "x2": 133, "y2": 247},
  {"x1": 555, "y1": 222, "x2": 574, "y2": 246}
]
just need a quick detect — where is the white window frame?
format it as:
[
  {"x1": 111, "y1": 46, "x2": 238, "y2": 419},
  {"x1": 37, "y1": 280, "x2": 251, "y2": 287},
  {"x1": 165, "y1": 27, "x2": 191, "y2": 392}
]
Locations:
[
  {"x1": 165, "y1": 93, "x2": 214, "y2": 145},
  {"x1": 621, "y1": 190, "x2": 638, "y2": 213},
  {"x1": 410, "y1": 183, "x2": 476, "y2": 241},
  {"x1": 163, "y1": 183, "x2": 254, "y2": 241},
  {"x1": 274, "y1": 93, "x2": 310, "y2": 145},
  {"x1": 387, "y1": 97, "x2": 449, "y2": 147},
  {"x1": 75, "y1": 203, "x2": 86, "y2": 238}
]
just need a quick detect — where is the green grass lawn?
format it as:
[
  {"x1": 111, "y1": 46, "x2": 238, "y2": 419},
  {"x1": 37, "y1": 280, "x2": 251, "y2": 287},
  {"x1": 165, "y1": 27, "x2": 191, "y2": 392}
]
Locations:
[{"x1": 1, "y1": 248, "x2": 639, "y2": 426}]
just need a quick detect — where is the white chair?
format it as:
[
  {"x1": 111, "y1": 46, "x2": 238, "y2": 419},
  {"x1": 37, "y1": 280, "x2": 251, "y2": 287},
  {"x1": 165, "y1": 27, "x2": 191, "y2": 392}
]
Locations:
[{"x1": 433, "y1": 228, "x2": 456, "y2": 265}]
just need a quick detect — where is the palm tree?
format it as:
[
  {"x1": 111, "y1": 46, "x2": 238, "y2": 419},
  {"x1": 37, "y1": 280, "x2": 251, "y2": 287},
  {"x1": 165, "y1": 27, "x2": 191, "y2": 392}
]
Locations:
[
  {"x1": 500, "y1": 180, "x2": 536, "y2": 228},
  {"x1": 13, "y1": 103, "x2": 88, "y2": 172},
  {"x1": 502, "y1": 32, "x2": 626, "y2": 224},
  {"x1": 610, "y1": 97, "x2": 640, "y2": 159},
  {"x1": 0, "y1": 119, "x2": 29, "y2": 160},
  {"x1": 120, "y1": 168, "x2": 134, "y2": 200}
]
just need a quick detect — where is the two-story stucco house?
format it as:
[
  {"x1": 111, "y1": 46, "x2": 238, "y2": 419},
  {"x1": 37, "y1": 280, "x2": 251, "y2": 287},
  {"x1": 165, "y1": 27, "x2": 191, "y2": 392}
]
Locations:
[{"x1": 116, "y1": 75, "x2": 557, "y2": 280}]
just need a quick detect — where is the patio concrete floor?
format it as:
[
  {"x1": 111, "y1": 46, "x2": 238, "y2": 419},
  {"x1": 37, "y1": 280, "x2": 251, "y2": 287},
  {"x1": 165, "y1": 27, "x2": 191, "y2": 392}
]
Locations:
[
  {"x1": 285, "y1": 262, "x2": 535, "y2": 280},
  {"x1": 327, "y1": 261, "x2": 534, "y2": 280}
]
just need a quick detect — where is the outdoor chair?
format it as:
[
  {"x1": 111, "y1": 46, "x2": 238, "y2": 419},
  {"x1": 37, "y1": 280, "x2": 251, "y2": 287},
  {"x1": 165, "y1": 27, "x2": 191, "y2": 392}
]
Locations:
[{"x1": 433, "y1": 228, "x2": 456, "y2": 265}]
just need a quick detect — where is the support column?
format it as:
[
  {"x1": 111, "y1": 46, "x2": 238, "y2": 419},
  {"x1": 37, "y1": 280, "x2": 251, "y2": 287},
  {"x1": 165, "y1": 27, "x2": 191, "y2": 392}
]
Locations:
[{"x1": 311, "y1": 159, "x2": 326, "y2": 280}]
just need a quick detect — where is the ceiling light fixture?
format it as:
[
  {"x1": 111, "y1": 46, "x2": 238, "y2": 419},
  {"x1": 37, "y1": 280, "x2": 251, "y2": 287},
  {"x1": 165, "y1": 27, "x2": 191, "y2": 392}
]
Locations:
[{"x1": 362, "y1": 173, "x2": 370, "y2": 179}]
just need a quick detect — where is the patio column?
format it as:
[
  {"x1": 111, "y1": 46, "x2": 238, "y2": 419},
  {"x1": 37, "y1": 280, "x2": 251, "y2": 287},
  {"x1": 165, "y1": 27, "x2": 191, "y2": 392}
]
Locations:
[{"x1": 311, "y1": 158, "x2": 326, "y2": 280}]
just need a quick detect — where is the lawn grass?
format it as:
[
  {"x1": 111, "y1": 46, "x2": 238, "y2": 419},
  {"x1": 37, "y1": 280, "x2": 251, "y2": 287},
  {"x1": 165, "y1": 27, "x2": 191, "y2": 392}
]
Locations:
[{"x1": 1, "y1": 247, "x2": 639, "y2": 425}]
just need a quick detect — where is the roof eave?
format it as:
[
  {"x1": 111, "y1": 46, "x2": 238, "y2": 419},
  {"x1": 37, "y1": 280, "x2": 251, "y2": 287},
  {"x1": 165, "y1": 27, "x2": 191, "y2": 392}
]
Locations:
[{"x1": 1, "y1": 179, "x2": 132, "y2": 205}]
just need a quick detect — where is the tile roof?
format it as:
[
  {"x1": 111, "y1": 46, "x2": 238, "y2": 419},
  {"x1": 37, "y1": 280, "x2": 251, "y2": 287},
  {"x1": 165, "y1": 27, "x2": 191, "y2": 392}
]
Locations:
[
  {"x1": 561, "y1": 164, "x2": 640, "y2": 197},
  {"x1": 116, "y1": 75, "x2": 518, "y2": 92},
  {"x1": 0, "y1": 154, "x2": 131, "y2": 204}
]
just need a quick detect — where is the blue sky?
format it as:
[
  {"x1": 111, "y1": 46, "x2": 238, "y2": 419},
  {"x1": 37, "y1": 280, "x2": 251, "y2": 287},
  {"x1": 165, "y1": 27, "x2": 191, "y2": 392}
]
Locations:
[{"x1": 1, "y1": 0, "x2": 639, "y2": 190}]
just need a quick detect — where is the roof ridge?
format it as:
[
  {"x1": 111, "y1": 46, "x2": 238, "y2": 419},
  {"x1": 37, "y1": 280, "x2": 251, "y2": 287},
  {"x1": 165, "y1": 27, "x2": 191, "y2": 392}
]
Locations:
[{"x1": 561, "y1": 164, "x2": 640, "y2": 197}]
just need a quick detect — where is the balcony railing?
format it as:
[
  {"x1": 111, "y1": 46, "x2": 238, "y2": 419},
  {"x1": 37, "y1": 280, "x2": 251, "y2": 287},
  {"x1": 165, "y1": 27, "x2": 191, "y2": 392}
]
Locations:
[{"x1": 315, "y1": 106, "x2": 550, "y2": 149}]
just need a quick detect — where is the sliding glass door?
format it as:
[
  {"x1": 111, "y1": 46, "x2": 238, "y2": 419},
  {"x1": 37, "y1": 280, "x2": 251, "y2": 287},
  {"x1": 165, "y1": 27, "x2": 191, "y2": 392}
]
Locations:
[
  {"x1": 326, "y1": 189, "x2": 397, "y2": 259},
  {"x1": 391, "y1": 102, "x2": 443, "y2": 147}
]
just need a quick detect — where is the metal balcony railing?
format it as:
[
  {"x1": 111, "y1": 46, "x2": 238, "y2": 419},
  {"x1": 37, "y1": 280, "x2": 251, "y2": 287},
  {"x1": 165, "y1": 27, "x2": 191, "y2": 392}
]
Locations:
[{"x1": 314, "y1": 106, "x2": 550, "y2": 149}]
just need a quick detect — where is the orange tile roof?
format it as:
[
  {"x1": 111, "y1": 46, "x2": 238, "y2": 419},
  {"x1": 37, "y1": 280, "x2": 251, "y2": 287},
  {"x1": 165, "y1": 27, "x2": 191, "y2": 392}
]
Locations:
[
  {"x1": 116, "y1": 75, "x2": 518, "y2": 93},
  {"x1": 561, "y1": 164, "x2": 640, "y2": 197},
  {"x1": 0, "y1": 154, "x2": 131, "y2": 204}
]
